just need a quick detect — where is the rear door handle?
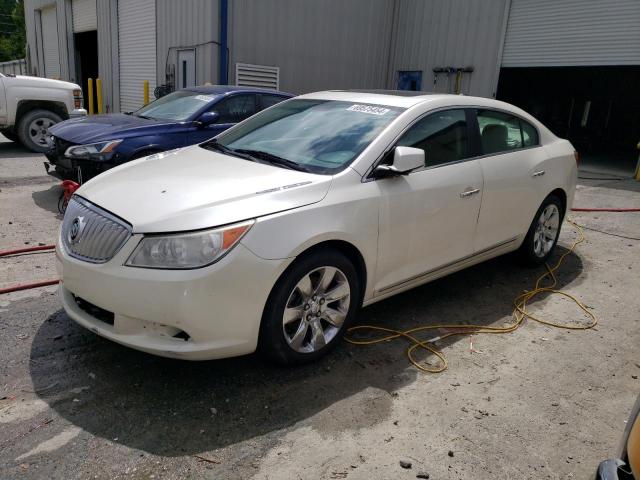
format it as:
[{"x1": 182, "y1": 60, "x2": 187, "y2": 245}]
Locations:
[
  {"x1": 532, "y1": 170, "x2": 545, "y2": 177},
  {"x1": 460, "y1": 188, "x2": 480, "y2": 198}
]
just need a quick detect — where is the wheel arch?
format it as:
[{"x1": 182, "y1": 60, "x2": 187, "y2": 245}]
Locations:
[
  {"x1": 548, "y1": 188, "x2": 567, "y2": 216},
  {"x1": 16, "y1": 100, "x2": 68, "y2": 124}
]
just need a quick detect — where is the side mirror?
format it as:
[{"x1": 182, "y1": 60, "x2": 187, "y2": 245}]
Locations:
[
  {"x1": 373, "y1": 146, "x2": 424, "y2": 178},
  {"x1": 197, "y1": 111, "x2": 220, "y2": 127}
]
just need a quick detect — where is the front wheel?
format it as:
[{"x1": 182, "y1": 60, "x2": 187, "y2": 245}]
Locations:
[
  {"x1": 518, "y1": 195, "x2": 564, "y2": 265},
  {"x1": 259, "y1": 250, "x2": 361, "y2": 365},
  {"x1": 17, "y1": 109, "x2": 62, "y2": 153}
]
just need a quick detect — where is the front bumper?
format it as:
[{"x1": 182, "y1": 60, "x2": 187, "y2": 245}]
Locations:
[
  {"x1": 57, "y1": 237, "x2": 290, "y2": 360},
  {"x1": 69, "y1": 108, "x2": 88, "y2": 117},
  {"x1": 595, "y1": 459, "x2": 630, "y2": 479}
]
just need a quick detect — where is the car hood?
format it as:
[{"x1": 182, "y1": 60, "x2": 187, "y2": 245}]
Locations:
[
  {"x1": 76, "y1": 145, "x2": 332, "y2": 233},
  {"x1": 49, "y1": 114, "x2": 175, "y2": 144}
]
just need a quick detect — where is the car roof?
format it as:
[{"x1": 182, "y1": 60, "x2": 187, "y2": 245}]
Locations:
[
  {"x1": 185, "y1": 85, "x2": 293, "y2": 96},
  {"x1": 296, "y1": 89, "x2": 498, "y2": 109}
]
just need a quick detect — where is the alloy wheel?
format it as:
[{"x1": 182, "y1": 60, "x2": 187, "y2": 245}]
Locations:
[
  {"x1": 533, "y1": 204, "x2": 560, "y2": 257},
  {"x1": 282, "y1": 266, "x2": 351, "y2": 353},
  {"x1": 28, "y1": 117, "x2": 55, "y2": 147}
]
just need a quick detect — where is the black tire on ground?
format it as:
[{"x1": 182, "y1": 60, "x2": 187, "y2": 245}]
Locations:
[
  {"x1": 258, "y1": 249, "x2": 362, "y2": 365},
  {"x1": 1, "y1": 129, "x2": 21, "y2": 144},
  {"x1": 17, "y1": 109, "x2": 62, "y2": 153},
  {"x1": 518, "y1": 194, "x2": 565, "y2": 266}
]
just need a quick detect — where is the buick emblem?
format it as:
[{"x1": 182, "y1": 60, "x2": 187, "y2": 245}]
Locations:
[{"x1": 69, "y1": 217, "x2": 85, "y2": 244}]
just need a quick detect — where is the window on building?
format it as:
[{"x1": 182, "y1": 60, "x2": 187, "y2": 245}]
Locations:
[{"x1": 396, "y1": 109, "x2": 469, "y2": 167}]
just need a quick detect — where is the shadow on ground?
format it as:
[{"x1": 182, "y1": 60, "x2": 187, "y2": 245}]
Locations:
[
  {"x1": 0, "y1": 139, "x2": 42, "y2": 159},
  {"x1": 32, "y1": 184, "x2": 63, "y2": 218},
  {"x1": 29, "y1": 247, "x2": 584, "y2": 457}
]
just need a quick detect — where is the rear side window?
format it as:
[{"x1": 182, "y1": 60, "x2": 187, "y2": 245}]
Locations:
[
  {"x1": 396, "y1": 109, "x2": 469, "y2": 168},
  {"x1": 477, "y1": 110, "x2": 523, "y2": 154},
  {"x1": 260, "y1": 94, "x2": 287, "y2": 110},
  {"x1": 521, "y1": 119, "x2": 539, "y2": 147},
  {"x1": 213, "y1": 94, "x2": 257, "y2": 124}
]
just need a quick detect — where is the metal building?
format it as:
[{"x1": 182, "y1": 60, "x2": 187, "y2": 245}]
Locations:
[{"x1": 21, "y1": 0, "x2": 640, "y2": 172}]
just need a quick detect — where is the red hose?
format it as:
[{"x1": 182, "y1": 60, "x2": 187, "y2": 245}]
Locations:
[
  {"x1": 0, "y1": 244, "x2": 55, "y2": 257},
  {"x1": 571, "y1": 208, "x2": 640, "y2": 212},
  {"x1": 0, "y1": 279, "x2": 59, "y2": 295}
]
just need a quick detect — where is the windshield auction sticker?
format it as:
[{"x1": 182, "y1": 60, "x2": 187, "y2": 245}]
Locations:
[
  {"x1": 346, "y1": 104, "x2": 390, "y2": 115},
  {"x1": 194, "y1": 95, "x2": 215, "y2": 102}
]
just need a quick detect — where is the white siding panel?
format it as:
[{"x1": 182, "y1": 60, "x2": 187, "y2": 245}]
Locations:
[
  {"x1": 72, "y1": 0, "x2": 97, "y2": 33},
  {"x1": 503, "y1": 0, "x2": 640, "y2": 67},
  {"x1": 41, "y1": 6, "x2": 60, "y2": 78},
  {"x1": 118, "y1": 0, "x2": 156, "y2": 112}
]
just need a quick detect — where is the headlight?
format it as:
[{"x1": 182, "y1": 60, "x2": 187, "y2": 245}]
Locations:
[
  {"x1": 65, "y1": 140, "x2": 122, "y2": 158},
  {"x1": 125, "y1": 220, "x2": 254, "y2": 269}
]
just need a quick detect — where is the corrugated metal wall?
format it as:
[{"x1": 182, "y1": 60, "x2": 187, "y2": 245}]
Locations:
[
  {"x1": 0, "y1": 59, "x2": 28, "y2": 75},
  {"x1": 389, "y1": 0, "x2": 509, "y2": 98},
  {"x1": 228, "y1": 0, "x2": 395, "y2": 94},
  {"x1": 72, "y1": 0, "x2": 97, "y2": 33},
  {"x1": 156, "y1": 0, "x2": 220, "y2": 90},
  {"x1": 502, "y1": 0, "x2": 640, "y2": 67},
  {"x1": 97, "y1": 0, "x2": 118, "y2": 112},
  {"x1": 24, "y1": 0, "x2": 73, "y2": 80}
]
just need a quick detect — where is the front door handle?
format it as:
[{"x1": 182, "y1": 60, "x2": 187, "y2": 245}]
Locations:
[
  {"x1": 460, "y1": 188, "x2": 480, "y2": 198},
  {"x1": 532, "y1": 170, "x2": 545, "y2": 177}
]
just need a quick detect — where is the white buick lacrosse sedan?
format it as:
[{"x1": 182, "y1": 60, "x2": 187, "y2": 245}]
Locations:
[{"x1": 57, "y1": 90, "x2": 577, "y2": 364}]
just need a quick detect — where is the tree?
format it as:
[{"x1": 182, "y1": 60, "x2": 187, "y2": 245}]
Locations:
[{"x1": 0, "y1": 0, "x2": 25, "y2": 62}]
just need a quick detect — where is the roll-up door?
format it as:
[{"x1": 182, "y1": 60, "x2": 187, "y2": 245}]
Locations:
[
  {"x1": 72, "y1": 0, "x2": 97, "y2": 33},
  {"x1": 502, "y1": 0, "x2": 640, "y2": 67},
  {"x1": 41, "y1": 7, "x2": 61, "y2": 78},
  {"x1": 118, "y1": 0, "x2": 156, "y2": 112}
]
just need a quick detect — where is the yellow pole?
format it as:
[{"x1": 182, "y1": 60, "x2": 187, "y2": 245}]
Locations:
[
  {"x1": 96, "y1": 78, "x2": 103, "y2": 114},
  {"x1": 143, "y1": 80, "x2": 150, "y2": 105},
  {"x1": 87, "y1": 78, "x2": 94, "y2": 115}
]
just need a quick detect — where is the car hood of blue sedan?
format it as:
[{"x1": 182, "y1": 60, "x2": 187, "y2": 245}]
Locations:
[{"x1": 49, "y1": 114, "x2": 181, "y2": 144}]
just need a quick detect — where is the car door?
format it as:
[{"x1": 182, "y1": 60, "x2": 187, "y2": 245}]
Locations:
[
  {"x1": 472, "y1": 109, "x2": 547, "y2": 252},
  {"x1": 187, "y1": 93, "x2": 258, "y2": 144},
  {"x1": 374, "y1": 108, "x2": 484, "y2": 294}
]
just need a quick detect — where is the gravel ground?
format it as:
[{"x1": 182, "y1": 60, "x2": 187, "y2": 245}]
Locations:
[{"x1": 1, "y1": 136, "x2": 639, "y2": 479}]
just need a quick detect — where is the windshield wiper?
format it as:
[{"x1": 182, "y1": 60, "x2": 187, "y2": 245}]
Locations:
[
  {"x1": 135, "y1": 114, "x2": 156, "y2": 120},
  {"x1": 200, "y1": 140, "x2": 256, "y2": 162},
  {"x1": 233, "y1": 149, "x2": 309, "y2": 172}
]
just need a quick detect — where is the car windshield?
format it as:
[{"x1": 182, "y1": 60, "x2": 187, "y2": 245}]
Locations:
[
  {"x1": 210, "y1": 99, "x2": 404, "y2": 174},
  {"x1": 133, "y1": 90, "x2": 218, "y2": 121}
]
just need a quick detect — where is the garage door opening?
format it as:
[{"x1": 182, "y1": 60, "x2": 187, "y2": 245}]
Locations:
[
  {"x1": 497, "y1": 66, "x2": 640, "y2": 176},
  {"x1": 74, "y1": 30, "x2": 98, "y2": 113}
]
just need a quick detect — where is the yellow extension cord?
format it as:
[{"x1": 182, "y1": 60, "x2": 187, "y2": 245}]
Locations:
[{"x1": 344, "y1": 219, "x2": 597, "y2": 373}]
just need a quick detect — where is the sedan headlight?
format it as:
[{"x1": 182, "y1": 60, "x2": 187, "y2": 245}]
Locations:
[
  {"x1": 65, "y1": 140, "x2": 123, "y2": 158},
  {"x1": 125, "y1": 220, "x2": 254, "y2": 269}
]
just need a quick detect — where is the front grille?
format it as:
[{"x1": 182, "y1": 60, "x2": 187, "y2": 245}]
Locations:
[
  {"x1": 61, "y1": 196, "x2": 132, "y2": 263},
  {"x1": 73, "y1": 294, "x2": 114, "y2": 325}
]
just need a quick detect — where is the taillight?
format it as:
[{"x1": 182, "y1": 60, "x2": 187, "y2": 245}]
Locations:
[{"x1": 574, "y1": 150, "x2": 580, "y2": 165}]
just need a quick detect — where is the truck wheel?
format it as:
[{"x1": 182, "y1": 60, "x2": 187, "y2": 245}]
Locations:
[
  {"x1": 1, "y1": 129, "x2": 21, "y2": 144},
  {"x1": 17, "y1": 109, "x2": 62, "y2": 153}
]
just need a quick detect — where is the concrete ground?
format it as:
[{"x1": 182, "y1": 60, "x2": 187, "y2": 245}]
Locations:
[{"x1": 1, "y1": 135, "x2": 639, "y2": 480}]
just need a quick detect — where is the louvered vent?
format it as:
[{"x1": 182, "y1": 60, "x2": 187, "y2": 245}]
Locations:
[{"x1": 235, "y1": 63, "x2": 280, "y2": 90}]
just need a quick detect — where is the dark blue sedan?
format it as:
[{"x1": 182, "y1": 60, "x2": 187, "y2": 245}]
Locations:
[{"x1": 44, "y1": 86, "x2": 293, "y2": 181}]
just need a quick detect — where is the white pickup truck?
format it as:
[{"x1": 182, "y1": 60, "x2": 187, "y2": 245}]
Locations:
[{"x1": 0, "y1": 73, "x2": 87, "y2": 152}]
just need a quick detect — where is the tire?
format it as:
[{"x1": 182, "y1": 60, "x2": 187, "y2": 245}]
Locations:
[
  {"x1": 518, "y1": 194, "x2": 564, "y2": 265},
  {"x1": 259, "y1": 249, "x2": 361, "y2": 365},
  {"x1": 17, "y1": 109, "x2": 62, "y2": 153},
  {"x1": 1, "y1": 129, "x2": 21, "y2": 144}
]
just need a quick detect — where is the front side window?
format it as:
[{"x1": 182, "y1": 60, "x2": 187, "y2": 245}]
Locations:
[
  {"x1": 477, "y1": 109, "x2": 524, "y2": 154},
  {"x1": 213, "y1": 94, "x2": 257, "y2": 124},
  {"x1": 133, "y1": 90, "x2": 219, "y2": 121},
  {"x1": 211, "y1": 99, "x2": 404, "y2": 174},
  {"x1": 396, "y1": 109, "x2": 469, "y2": 168}
]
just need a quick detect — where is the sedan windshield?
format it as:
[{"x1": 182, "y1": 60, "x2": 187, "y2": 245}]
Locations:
[
  {"x1": 209, "y1": 99, "x2": 404, "y2": 174},
  {"x1": 133, "y1": 91, "x2": 218, "y2": 121}
]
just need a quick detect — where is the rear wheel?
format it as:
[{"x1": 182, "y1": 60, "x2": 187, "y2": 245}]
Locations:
[
  {"x1": 17, "y1": 109, "x2": 62, "y2": 153},
  {"x1": 259, "y1": 249, "x2": 361, "y2": 365},
  {"x1": 518, "y1": 195, "x2": 564, "y2": 265}
]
